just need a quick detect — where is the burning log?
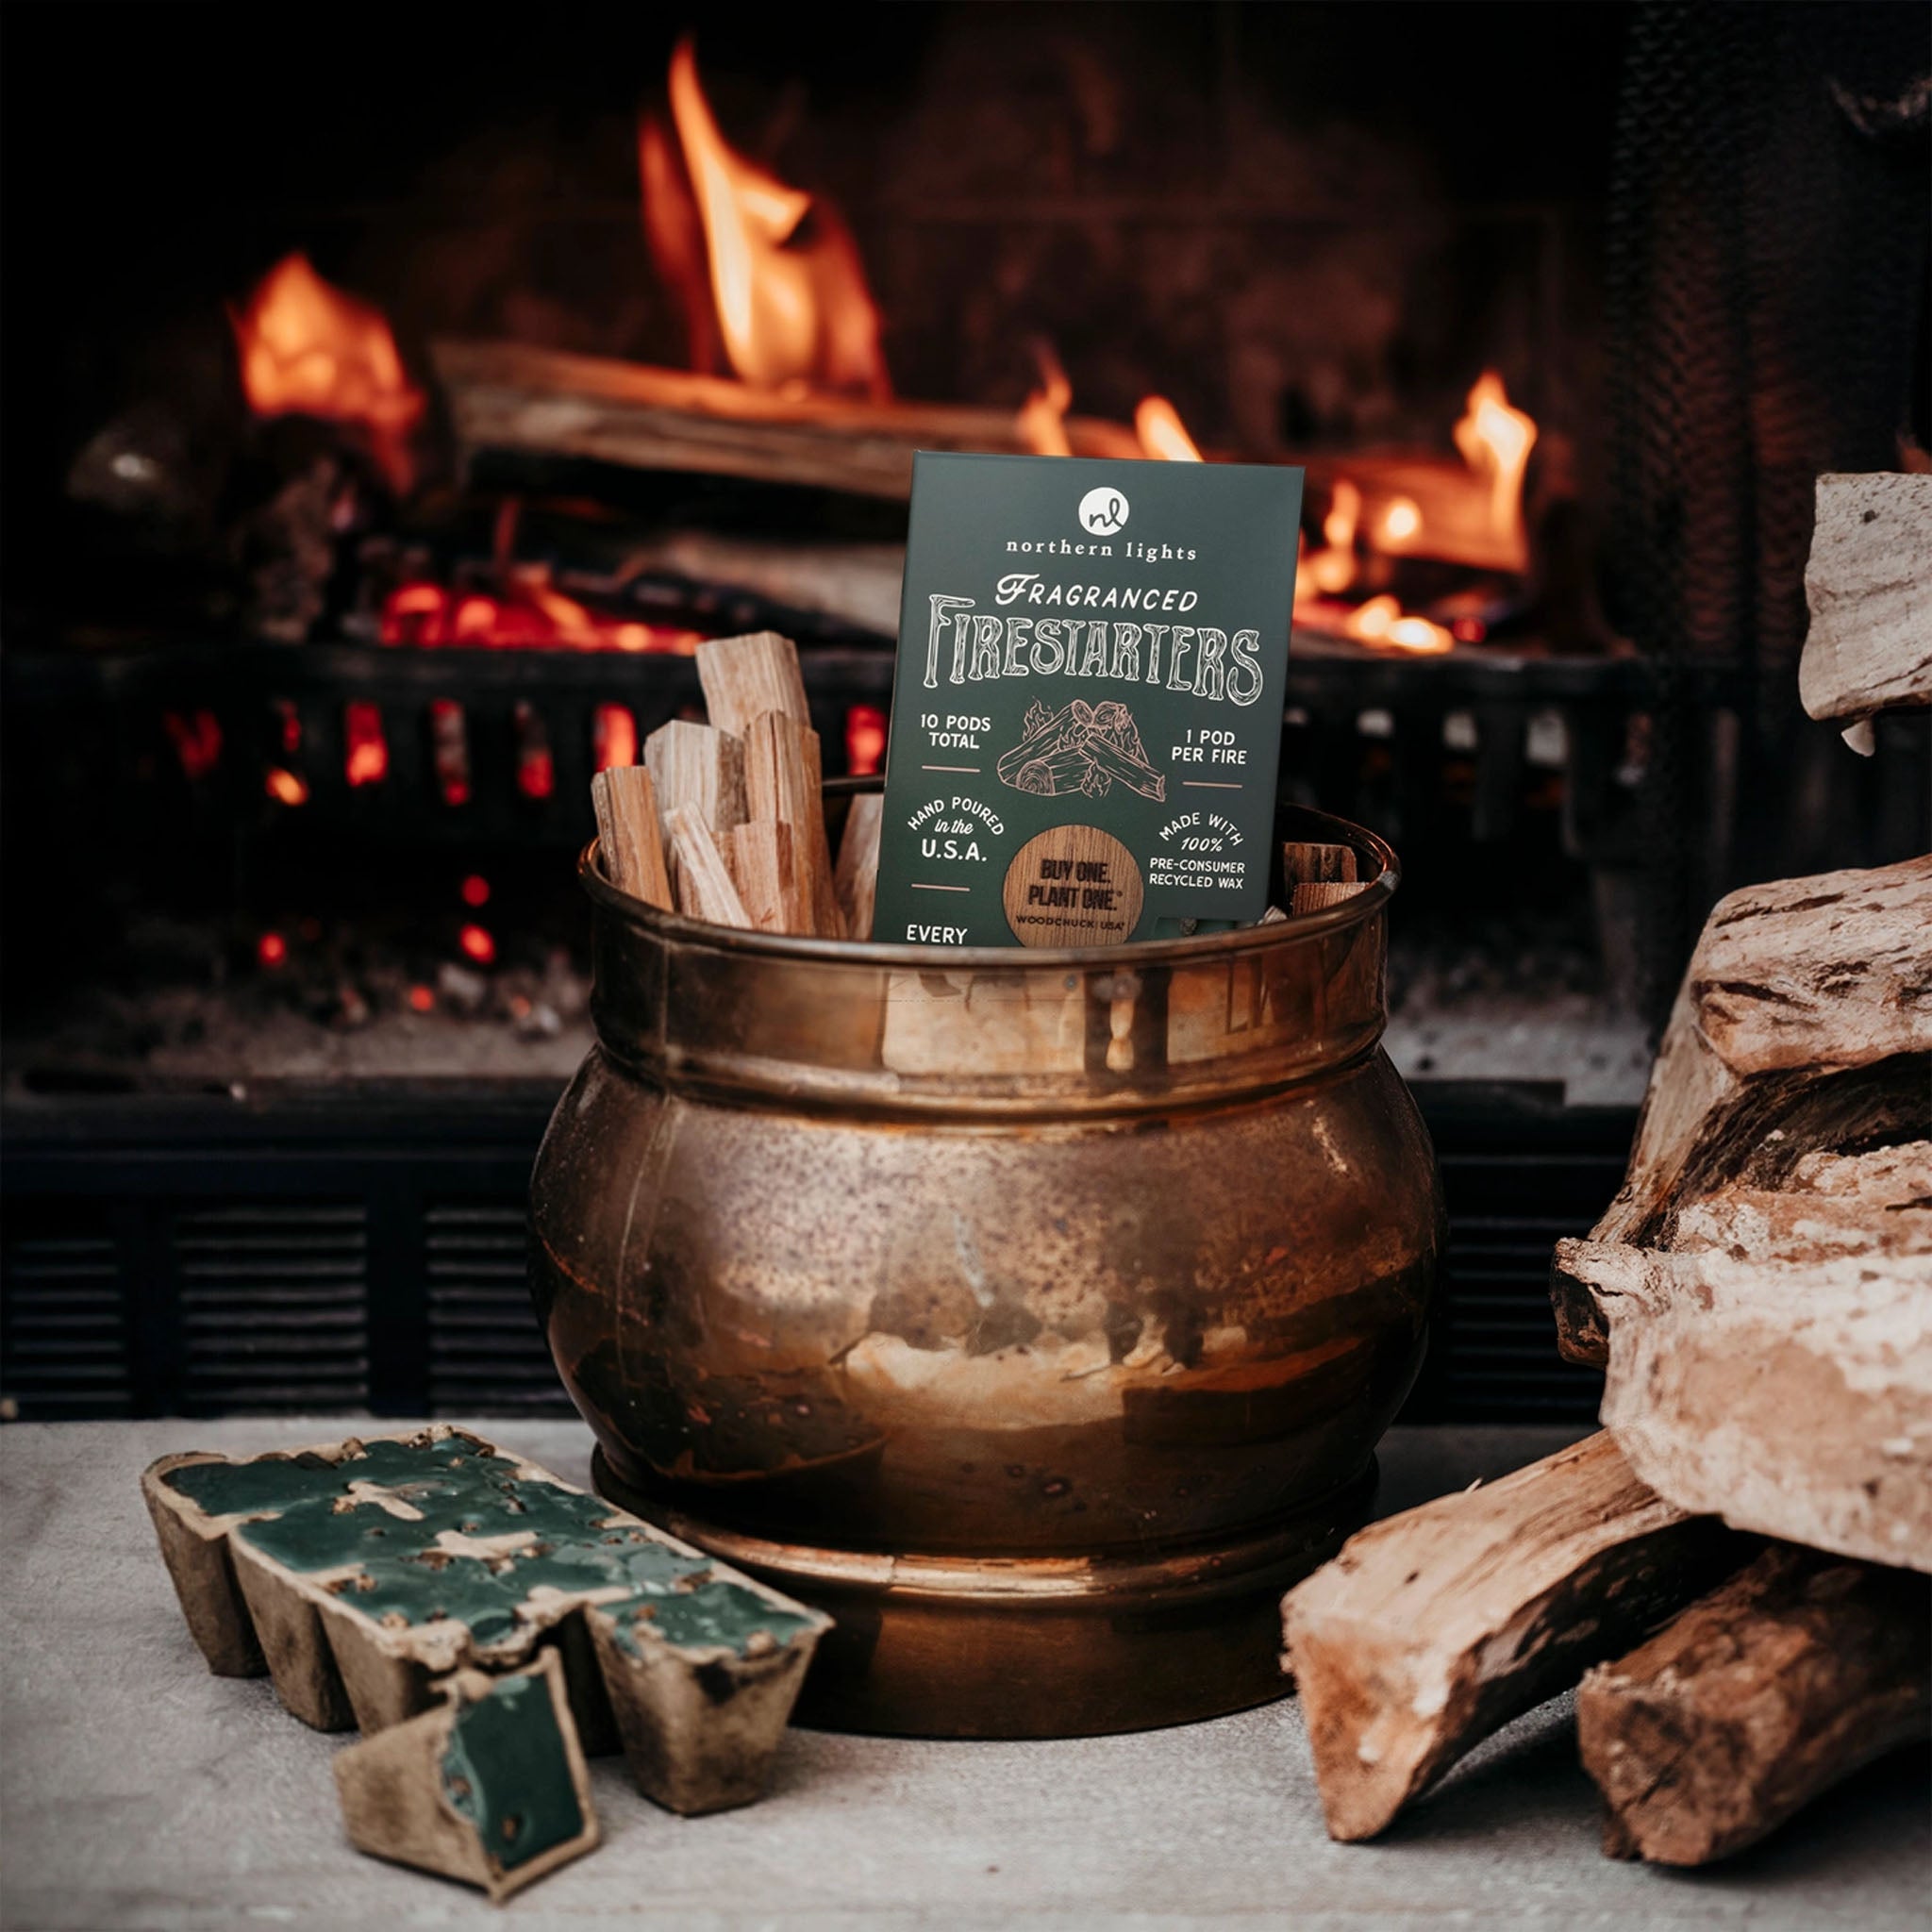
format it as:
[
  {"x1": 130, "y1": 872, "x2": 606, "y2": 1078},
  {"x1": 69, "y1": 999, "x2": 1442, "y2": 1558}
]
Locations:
[
  {"x1": 432, "y1": 340, "x2": 1140, "y2": 504},
  {"x1": 1799, "y1": 473, "x2": 1932, "y2": 741},
  {"x1": 1552, "y1": 1143, "x2": 1932, "y2": 1573},
  {"x1": 1577, "y1": 1545, "x2": 1932, "y2": 1866},
  {"x1": 1280, "y1": 1431, "x2": 1748, "y2": 1842}
]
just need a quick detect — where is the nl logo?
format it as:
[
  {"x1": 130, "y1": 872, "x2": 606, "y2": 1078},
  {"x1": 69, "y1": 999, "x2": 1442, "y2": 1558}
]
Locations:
[{"x1": 1077, "y1": 485, "x2": 1129, "y2": 535}]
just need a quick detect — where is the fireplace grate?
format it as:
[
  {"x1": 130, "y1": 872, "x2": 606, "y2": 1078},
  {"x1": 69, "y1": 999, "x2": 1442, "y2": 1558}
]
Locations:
[{"x1": 425, "y1": 1204, "x2": 565, "y2": 1414}]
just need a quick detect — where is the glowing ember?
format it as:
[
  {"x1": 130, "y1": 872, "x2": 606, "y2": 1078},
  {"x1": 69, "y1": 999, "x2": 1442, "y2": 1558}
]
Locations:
[
  {"x1": 1453, "y1": 371, "x2": 1538, "y2": 565},
  {"x1": 591, "y1": 704, "x2": 640, "y2": 773},
  {"x1": 1377, "y1": 496, "x2": 1423, "y2": 547},
  {"x1": 845, "y1": 702, "x2": 887, "y2": 776},
  {"x1": 408, "y1": 984, "x2": 436, "y2": 1013},
  {"x1": 1345, "y1": 593, "x2": 1453, "y2": 655},
  {"x1": 264, "y1": 767, "x2": 309, "y2": 806},
  {"x1": 378, "y1": 578, "x2": 700, "y2": 654},
  {"x1": 513, "y1": 700, "x2": 556, "y2": 801},
  {"x1": 163, "y1": 709, "x2": 223, "y2": 783},
  {"x1": 343, "y1": 701, "x2": 388, "y2": 787},
  {"x1": 662, "y1": 38, "x2": 890, "y2": 398},
  {"x1": 460, "y1": 874, "x2": 491, "y2": 908},
  {"x1": 1018, "y1": 342, "x2": 1074, "y2": 457},
  {"x1": 458, "y1": 924, "x2": 497, "y2": 966},
  {"x1": 1135, "y1": 396, "x2": 1203, "y2": 461},
  {"x1": 257, "y1": 931, "x2": 289, "y2": 970},
  {"x1": 229, "y1": 254, "x2": 423, "y2": 490}
]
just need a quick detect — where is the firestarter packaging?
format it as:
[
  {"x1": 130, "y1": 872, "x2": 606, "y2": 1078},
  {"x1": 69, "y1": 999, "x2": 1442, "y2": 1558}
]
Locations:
[{"x1": 872, "y1": 452, "x2": 1304, "y2": 945}]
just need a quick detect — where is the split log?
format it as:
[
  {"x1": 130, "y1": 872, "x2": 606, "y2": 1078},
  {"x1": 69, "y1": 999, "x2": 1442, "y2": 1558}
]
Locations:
[
  {"x1": 1587, "y1": 855, "x2": 1932, "y2": 1252},
  {"x1": 743, "y1": 712, "x2": 842, "y2": 937},
  {"x1": 333, "y1": 1653, "x2": 598, "y2": 1902},
  {"x1": 730, "y1": 821, "x2": 807, "y2": 935},
  {"x1": 644, "y1": 721, "x2": 746, "y2": 908},
  {"x1": 1799, "y1": 473, "x2": 1932, "y2": 732},
  {"x1": 1280, "y1": 1430, "x2": 1747, "y2": 1842},
  {"x1": 1577, "y1": 1544, "x2": 1932, "y2": 1866},
  {"x1": 1553, "y1": 1143, "x2": 1932, "y2": 1572},
  {"x1": 834, "y1": 792, "x2": 884, "y2": 941},
  {"x1": 695, "y1": 630, "x2": 811, "y2": 739},
  {"x1": 1291, "y1": 881, "x2": 1370, "y2": 915},
  {"x1": 143, "y1": 1427, "x2": 828, "y2": 1817},
  {"x1": 1282, "y1": 841, "x2": 1358, "y2": 889},
  {"x1": 664, "y1": 806, "x2": 753, "y2": 928},
  {"x1": 591, "y1": 765, "x2": 674, "y2": 909},
  {"x1": 431, "y1": 339, "x2": 1141, "y2": 503}
]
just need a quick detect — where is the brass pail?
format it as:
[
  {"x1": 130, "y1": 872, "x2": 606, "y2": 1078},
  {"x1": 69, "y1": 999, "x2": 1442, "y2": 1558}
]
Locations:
[{"x1": 531, "y1": 794, "x2": 1442, "y2": 1736}]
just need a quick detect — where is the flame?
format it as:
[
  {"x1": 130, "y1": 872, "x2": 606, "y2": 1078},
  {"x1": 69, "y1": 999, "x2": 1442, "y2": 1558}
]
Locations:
[
  {"x1": 379, "y1": 576, "x2": 701, "y2": 654},
  {"x1": 1018, "y1": 341, "x2": 1073, "y2": 456},
  {"x1": 1377, "y1": 496, "x2": 1422, "y2": 547},
  {"x1": 662, "y1": 39, "x2": 889, "y2": 397},
  {"x1": 1135, "y1": 396, "x2": 1203, "y2": 461},
  {"x1": 1453, "y1": 371, "x2": 1537, "y2": 561},
  {"x1": 1344, "y1": 593, "x2": 1453, "y2": 655},
  {"x1": 592, "y1": 703, "x2": 640, "y2": 773},
  {"x1": 1305, "y1": 480, "x2": 1360, "y2": 594},
  {"x1": 264, "y1": 767, "x2": 309, "y2": 806},
  {"x1": 230, "y1": 254, "x2": 423, "y2": 489}
]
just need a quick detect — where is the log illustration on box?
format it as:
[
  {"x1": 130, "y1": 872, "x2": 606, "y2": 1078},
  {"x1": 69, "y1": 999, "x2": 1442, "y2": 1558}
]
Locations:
[
  {"x1": 995, "y1": 698, "x2": 1166, "y2": 802},
  {"x1": 143, "y1": 1425, "x2": 831, "y2": 1871}
]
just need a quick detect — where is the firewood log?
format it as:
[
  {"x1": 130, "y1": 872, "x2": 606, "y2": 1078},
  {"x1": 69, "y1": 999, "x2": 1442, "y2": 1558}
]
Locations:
[
  {"x1": 1799, "y1": 473, "x2": 1932, "y2": 734},
  {"x1": 1577, "y1": 1544, "x2": 1932, "y2": 1866},
  {"x1": 591, "y1": 765, "x2": 674, "y2": 910},
  {"x1": 644, "y1": 722, "x2": 746, "y2": 909},
  {"x1": 1589, "y1": 856, "x2": 1932, "y2": 1252},
  {"x1": 1280, "y1": 1431, "x2": 1748, "y2": 1841},
  {"x1": 695, "y1": 630, "x2": 811, "y2": 739},
  {"x1": 430, "y1": 339, "x2": 1141, "y2": 502},
  {"x1": 742, "y1": 712, "x2": 842, "y2": 938},
  {"x1": 1553, "y1": 1144, "x2": 1932, "y2": 1573},
  {"x1": 663, "y1": 806, "x2": 752, "y2": 928},
  {"x1": 730, "y1": 821, "x2": 808, "y2": 935},
  {"x1": 834, "y1": 793, "x2": 883, "y2": 941}
]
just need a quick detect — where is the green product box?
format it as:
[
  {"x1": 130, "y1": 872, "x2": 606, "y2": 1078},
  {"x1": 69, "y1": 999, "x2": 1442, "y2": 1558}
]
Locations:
[{"x1": 871, "y1": 451, "x2": 1305, "y2": 946}]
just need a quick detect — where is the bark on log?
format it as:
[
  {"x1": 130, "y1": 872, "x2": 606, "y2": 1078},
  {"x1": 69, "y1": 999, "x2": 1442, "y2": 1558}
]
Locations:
[
  {"x1": 1800, "y1": 473, "x2": 1932, "y2": 730},
  {"x1": 431, "y1": 340, "x2": 1141, "y2": 501},
  {"x1": 1577, "y1": 1544, "x2": 1932, "y2": 1866},
  {"x1": 1589, "y1": 855, "x2": 1932, "y2": 1252},
  {"x1": 1279, "y1": 1431, "x2": 1748, "y2": 1842},
  {"x1": 1555, "y1": 1144, "x2": 1932, "y2": 1573}
]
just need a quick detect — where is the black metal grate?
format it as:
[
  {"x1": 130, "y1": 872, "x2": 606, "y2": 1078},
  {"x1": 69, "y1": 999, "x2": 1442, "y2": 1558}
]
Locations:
[
  {"x1": 425, "y1": 1204, "x2": 571, "y2": 1416},
  {"x1": 174, "y1": 1203, "x2": 371, "y2": 1412},
  {"x1": 0, "y1": 1215, "x2": 131, "y2": 1417}
]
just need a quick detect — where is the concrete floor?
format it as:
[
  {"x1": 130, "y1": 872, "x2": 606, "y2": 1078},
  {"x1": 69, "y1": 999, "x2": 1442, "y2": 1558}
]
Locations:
[{"x1": 4, "y1": 1420, "x2": 1925, "y2": 1931}]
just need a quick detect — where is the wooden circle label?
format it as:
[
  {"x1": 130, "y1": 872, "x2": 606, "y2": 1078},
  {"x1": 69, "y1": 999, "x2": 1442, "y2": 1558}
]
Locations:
[{"x1": 1003, "y1": 825, "x2": 1143, "y2": 947}]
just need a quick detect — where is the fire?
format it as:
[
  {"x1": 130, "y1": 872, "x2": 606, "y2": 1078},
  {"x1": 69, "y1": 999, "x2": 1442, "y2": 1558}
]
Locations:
[
  {"x1": 379, "y1": 576, "x2": 701, "y2": 654},
  {"x1": 1377, "y1": 496, "x2": 1423, "y2": 547},
  {"x1": 1018, "y1": 342, "x2": 1073, "y2": 456},
  {"x1": 229, "y1": 254, "x2": 423, "y2": 489},
  {"x1": 1135, "y1": 396, "x2": 1203, "y2": 461},
  {"x1": 591, "y1": 704, "x2": 640, "y2": 773},
  {"x1": 264, "y1": 767, "x2": 309, "y2": 806},
  {"x1": 1344, "y1": 594, "x2": 1453, "y2": 655},
  {"x1": 458, "y1": 924, "x2": 497, "y2": 966},
  {"x1": 1453, "y1": 371, "x2": 1537, "y2": 564},
  {"x1": 1305, "y1": 480, "x2": 1360, "y2": 594},
  {"x1": 844, "y1": 703, "x2": 887, "y2": 776},
  {"x1": 658, "y1": 39, "x2": 889, "y2": 398}
]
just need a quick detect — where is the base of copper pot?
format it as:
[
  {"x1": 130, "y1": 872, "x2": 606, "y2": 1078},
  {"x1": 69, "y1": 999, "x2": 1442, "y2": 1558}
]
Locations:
[{"x1": 591, "y1": 1449, "x2": 1374, "y2": 1738}]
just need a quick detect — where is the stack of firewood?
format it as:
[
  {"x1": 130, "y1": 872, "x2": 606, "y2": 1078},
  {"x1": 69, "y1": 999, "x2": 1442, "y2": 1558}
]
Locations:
[
  {"x1": 590, "y1": 629, "x2": 883, "y2": 940},
  {"x1": 1282, "y1": 472, "x2": 1932, "y2": 1867}
]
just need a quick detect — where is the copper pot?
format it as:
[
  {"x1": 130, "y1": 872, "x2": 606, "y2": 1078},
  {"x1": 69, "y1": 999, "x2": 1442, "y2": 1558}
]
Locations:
[{"x1": 531, "y1": 795, "x2": 1441, "y2": 1737}]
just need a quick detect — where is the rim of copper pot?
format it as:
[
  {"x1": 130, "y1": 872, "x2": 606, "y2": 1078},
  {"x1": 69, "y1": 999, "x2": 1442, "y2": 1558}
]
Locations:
[{"x1": 578, "y1": 783, "x2": 1399, "y2": 972}]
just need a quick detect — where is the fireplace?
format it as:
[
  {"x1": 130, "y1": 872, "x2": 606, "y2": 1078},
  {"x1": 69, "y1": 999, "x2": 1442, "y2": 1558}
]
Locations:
[{"x1": 2, "y1": 4, "x2": 1925, "y2": 1424}]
